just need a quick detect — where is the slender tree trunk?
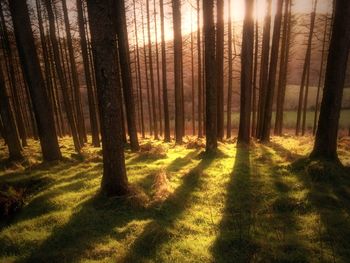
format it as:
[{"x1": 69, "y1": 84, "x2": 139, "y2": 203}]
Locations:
[
  {"x1": 260, "y1": 0, "x2": 284, "y2": 142},
  {"x1": 62, "y1": 0, "x2": 87, "y2": 144},
  {"x1": 159, "y1": 0, "x2": 170, "y2": 142},
  {"x1": 44, "y1": 0, "x2": 81, "y2": 153},
  {"x1": 252, "y1": 15, "x2": 259, "y2": 137},
  {"x1": 203, "y1": 0, "x2": 217, "y2": 152},
  {"x1": 256, "y1": 0, "x2": 271, "y2": 139},
  {"x1": 133, "y1": 0, "x2": 145, "y2": 139},
  {"x1": 302, "y1": 56, "x2": 311, "y2": 135},
  {"x1": 0, "y1": 5, "x2": 27, "y2": 147},
  {"x1": 0, "y1": 62, "x2": 23, "y2": 160},
  {"x1": 311, "y1": 0, "x2": 350, "y2": 161},
  {"x1": 197, "y1": 0, "x2": 203, "y2": 138},
  {"x1": 296, "y1": 0, "x2": 317, "y2": 135},
  {"x1": 114, "y1": 0, "x2": 140, "y2": 151},
  {"x1": 313, "y1": 15, "x2": 329, "y2": 135},
  {"x1": 227, "y1": 0, "x2": 233, "y2": 139},
  {"x1": 191, "y1": 16, "x2": 196, "y2": 136},
  {"x1": 173, "y1": 0, "x2": 184, "y2": 144},
  {"x1": 216, "y1": 0, "x2": 224, "y2": 141},
  {"x1": 238, "y1": 0, "x2": 254, "y2": 144},
  {"x1": 87, "y1": 0, "x2": 129, "y2": 196},
  {"x1": 76, "y1": 0, "x2": 100, "y2": 147},
  {"x1": 9, "y1": 0, "x2": 61, "y2": 161},
  {"x1": 146, "y1": 0, "x2": 159, "y2": 140}
]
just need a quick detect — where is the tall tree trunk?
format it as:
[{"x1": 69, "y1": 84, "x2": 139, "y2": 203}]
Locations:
[
  {"x1": 260, "y1": 0, "x2": 284, "y2": 142},
  {"x1": 302, "y1": 56, "x2": 311, "y2": 135},
  {"x1": 216, "y1": 0, "x2": 224, "y2": 141},
  {"x1": 252, "y1": 14, "x2": 259, "y2": 137},
  {"x1": 311, "y1": 0, "x2": 350, "y2": 161},
  {"x1": 133, "y1": 0, "x2": 145, "y2": 139},
  {"x1": 44, "y1": 0, "x2": 81, "y2": 153},
  {"x1": 146, "y1": 0, "x2": 159, "y2": 140},
  {"x1": 313, "y1": 14, "x2": 329, "y2": 135},
  {"x1": 159, "y1": 0, "x2": 170, "y2": 142},
  {"x1": 191, "y1": 15, "x2": 195, "y2": 136},
  {"x1": 203, "y1": 0, "x2": 217, "y2": 152},
  {"x1": 256, "y1": 0, "x2": 271, "y2": 138},
  {"x1": 0, "y1": 62, "x2": 23, "y2": 160},
  {"x1": 274, "y1": 0, "x2": 291, "y2": 136},
  {"x1": 227, "y1": 0, "x2": 233, "y2": 139},
  {"x1": 76, "y1": 0, "x2": 100, "y2": 147},
  {"x1": 311, "y1": 0, "x2": 350, "y2": 160},
  {"x1": 173, "y1": 0, "x2": 184, "y2": 144},
  {"x1": 62, "y1": 0, "x2": 87, "y2": 144},
  {"x1": 87, "y1": 0, "x2": 129, "y2": 196},
  {"x1": 9, "y1": 0, "x2": 61, "y2": 161},
  {"x1": 0, "y1": 4, "x2": 27, "y2": 147},
  {"x1": 238, "y1": 0, "x2": 254, "y2": 144},
  {"x1": 296, "y1": 0, "x2": 317, "y2": 135},
  {"x1": 197, "y1": 0, "x2": 203, "y2": 138},
  {"x1": 114, "y1": 0, "x2": 140, "y2": 151}
]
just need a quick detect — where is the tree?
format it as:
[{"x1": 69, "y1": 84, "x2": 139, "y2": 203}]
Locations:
[
  {"x1": 86, "y1": 0, "x2": 129, "y2": 196},
  {"x1": 226, "y1": 0, "x2": 233, "y2": 139},
  {"x1": 197, "y1": 0, "x2": 203, "y2": 138},
  {"x1": 9, "y1": 0, "x2": 61, "y2": 161},
  {"x1": 203, "y1": 0, "x2": 217, "y2": 152},
  {"x1": 260, "y1": 0, "x2": 284, "y2": 142},
  {"x1": 159, "y1": 0, "x2": 170, "y2": 142},
  {"x1": 0, "y1": 61, "x2": 23, "y2": 161},
  {"x1": 237, "y1": 0, "x2": 254, "y2": 144},
  {"x1": 172, "y1": 0, "x2": 184, "y2": 144},
  {"x1": 44, "y1": 0, "x2": 81, "y2": 153},
  {"x1": 114, "y1": 0, "x2": 140, "y2": 151},
  {"x1": 216, "y1": 0, "x2": 224, "y2": 141},
  {"x1": 76, "y1": 0, "x2": 100, "y2": 147},
  {"x1": 311, "y1": 0, "x2": 350, "y2": 161}
]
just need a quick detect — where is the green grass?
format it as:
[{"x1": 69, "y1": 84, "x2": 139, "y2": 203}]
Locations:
[{"x1": 0, "y1": 135, "x2": 350, "y2": 262}]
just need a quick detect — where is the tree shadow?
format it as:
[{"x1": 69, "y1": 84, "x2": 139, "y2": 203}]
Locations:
[
  {"x1": 212, "y1": 146, "x2": 259, "y2": 262},
  {"x1": 120, "y1": 154, "x2": 215, "y2": 262}
]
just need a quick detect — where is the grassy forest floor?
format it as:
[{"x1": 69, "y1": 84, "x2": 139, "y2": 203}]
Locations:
[{"x1": 0, "y1": 135, "x2": 350, "y2": 262}]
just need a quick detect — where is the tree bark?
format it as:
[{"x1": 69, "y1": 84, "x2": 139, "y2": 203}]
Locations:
[
  {"x1": 238, "y1": 0, "x2": 254, "y2": 144},
  {"x1": 203, "y1": 0, "x2": 217, "y2": 152},
  {"x1": 9, "y1": 0, "x2": 61, "y2": 161},
  {"x1": 216, "y1": 0, "x2": 224, "y2": 141},
  {"x1": 311, "y1": 0, "x2": 350, "y2": 161},
  {"x1": 197, "y1": 0, "x2": 203, "y2": 138},
  {"x1": 227, "y1": 0, "x2": 233, "y2": 139},
  {"x1": 87, "y1": 0, "x2": 129, "y2": 196}
]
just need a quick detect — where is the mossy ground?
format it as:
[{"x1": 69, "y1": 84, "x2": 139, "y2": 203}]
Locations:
[{"x1": 0, "y1": 135, "x2": 349, "y2": 262}]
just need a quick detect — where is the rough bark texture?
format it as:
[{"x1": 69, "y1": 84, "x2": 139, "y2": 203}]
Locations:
[
  {"x1": 87, "y1": 0, "x2": 129, "y2": 196},
  {"x1": 238, "y1": 0, "x2": 254, "y2": 144},
  {"x1": 203, "y1": 0, "x2": 217, "y2": 152},
  {"x1": 311, "y1": 0, "x2": 350, "y2": 161},
  {"x1": 9, "y1": 0, "x2": 61, "y2": 161}
]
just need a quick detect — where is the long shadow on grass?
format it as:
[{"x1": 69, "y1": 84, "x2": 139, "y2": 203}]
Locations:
[
  {"x1": 120, "y1": 153, "x2": 215, "y2": 262},
  {"x1": 212, "y1": 146, "x2": 258, "y2": 262},
  {"x1": 21, "y1": 151, "x2": 206, "y2": 262}
]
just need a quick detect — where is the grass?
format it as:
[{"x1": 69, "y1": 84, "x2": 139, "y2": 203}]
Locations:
[{"x1": 0, "y1": 135, "x2": 349, "y2": 262}]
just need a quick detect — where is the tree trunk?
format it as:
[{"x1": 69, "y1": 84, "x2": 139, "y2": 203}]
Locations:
[
  {"x1": 9, "y1": 0, "x2": 61, "y2": 161},
  {"x1": 159, "y1": 0, "x2": 170, "y2": 142},
  {"x1": 203, "y1": 0, "x2": 217, "y2": 152},
  {"x1": 252, "y1": 15, "x2": 259, "y2": 137},
  {"x1": 227, "y1": 0, "x2": 233, "y2": 139},
  {"x1": 260, "y1": 0, "x2": 284, "y2": 142},
  {"x1": 311, "y1": 0, "x2": 350, "y2": 161},
  {"x1": 216, "y1": 0, "x2": 224, "y2": 141},
  {"x1": 173, "y1": 0, "x2": 184, "y2": 144},
  {"x1": 114, "y1": 0, "x2": 140, "y2": 151},
  {"x1": 86, "y1": 0, "x2": 129, "y2": 196},
  {"x1": 191, "y1": 18, "x2": 196, "y2": 136},
  {"x1": 197, "y1": 0, "x2": 203, "y2": 138},
  {"x1": 238, "y1": 0, "x2": 254, "y2": 144},
  {"x1": 146, "y1": 0, "x2": 159, "y2": 140},
  {"x1": 44, "y1": 0, "x2": 81, "y2": 153},
  {"x1": 0, "y1": 62, "x2": 23, "y2": 160},
  {"x1": 76, "y1": 0, "x2": 100, "y2": 147}
]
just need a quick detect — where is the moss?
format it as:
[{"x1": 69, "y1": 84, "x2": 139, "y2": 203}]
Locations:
[{"x1": 0, "y1": 136, "x2": 349, "y2": 262}]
